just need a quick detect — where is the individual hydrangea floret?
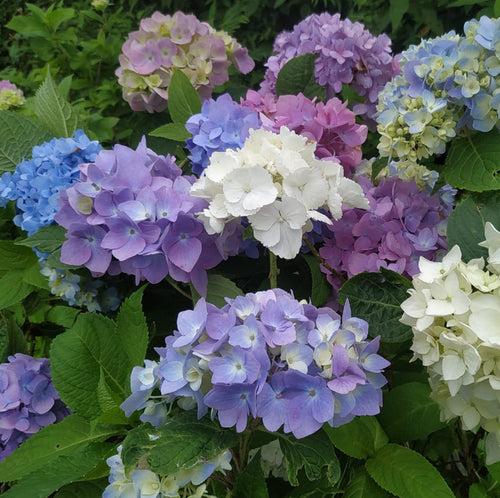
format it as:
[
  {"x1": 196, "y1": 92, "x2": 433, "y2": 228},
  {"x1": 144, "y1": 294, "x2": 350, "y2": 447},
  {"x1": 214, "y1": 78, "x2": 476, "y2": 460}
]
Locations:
[
  {"x1": 0, "y1": 80, "x2": 25, "y2": 110},
  {"x1": 186, "y1": 93, "x2": 261, "y2": 175},
  {"x1": 116, "y1": 11, "x2": 254, "y2": 112},
  {"x1": 319, "y1": 176, "x2": 451, "y2": 288},
  {"x1": 401, "y1": 224, "x2": 500, "y2": 465},
  {"x1": 376, "y1": 16, "x2": 500, "y2": 182},
  {"x1": 121, "y1": 290, "x2": 389, "y2": 439},
  {"x1": 190, "y1": 126, "x2": 368, "y2": 260},
  {"x1": 260, "y1": 13, "x2": 400, "y2": 121},
  {"x1": 104, "y1": 444, "x2": 231, "y2": 498},
  {"x1": 0, "y1": 131, "x2": 100, "y2": 235},
  {"x1": 242, "y1": 91, "x2": 368, "y2": 176},
  {"x1": 55, "y1": 139, "x2": 240, "y2": 294},
  {"x1": 0, "y1": 354, "x2": 68, "y2": 460}
]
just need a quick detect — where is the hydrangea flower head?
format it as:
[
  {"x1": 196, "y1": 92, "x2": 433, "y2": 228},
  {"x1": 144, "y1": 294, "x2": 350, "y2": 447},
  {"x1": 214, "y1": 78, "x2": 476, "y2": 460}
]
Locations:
[
  {"x1": 55, "y1": 139, "x2": 240, "y2": 294},
  {"x1": 242, "y1": 91, "x2": 368, "y2": 176},
  {"x1": 186, "y1": 93, "x2": 261, "y2": 175},
  {"x1": 190, "y1": 126, "x2": 368, "y2": 260},
  {"x1": 0, "y1": 354, "x2": 68, "y2": 460},
  {"x1": 376, "y1": 16, "x2": 500, "y2": 182},
  {"x1": 121, "y1": 290, "x2": 389, "y2": 438},
  {"x1": 0, "y1": 80, "x2": 25, "y2": 110},
  {"x1": 0, "y1": 131, "x2": 100, "y2": 235},
  {"x1": 319, "y1": 176, "x2": 451, "y2": 288},
  {"x1": 260, "y1": 13, "x2": 400, "y2": 120},
  {"x1": 401, "y1": 225, "x2": 500, "y2": 465},
  {"x1": 116, "y1": 11, "x2": 254, "y2": 112},
  {"x1": 104, "y1": 444, "x2": 231, "y2": 498}
]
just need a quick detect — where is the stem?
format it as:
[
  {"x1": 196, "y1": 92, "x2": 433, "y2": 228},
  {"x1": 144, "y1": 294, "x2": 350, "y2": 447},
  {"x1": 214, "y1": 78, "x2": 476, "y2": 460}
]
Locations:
[
  {"x1": 165, "y1": 276, "x2": 191, "y2": 300},
  {"x1": 268, "y1": 251, "x2": 279, "y2": 289},
  {"x1": 303, "y1": 237, "x2": 343, "y2": 280}
]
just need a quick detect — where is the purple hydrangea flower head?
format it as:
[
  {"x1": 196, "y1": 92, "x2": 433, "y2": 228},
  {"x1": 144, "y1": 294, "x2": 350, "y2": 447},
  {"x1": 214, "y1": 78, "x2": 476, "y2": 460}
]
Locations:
[
  {"x1": 55, "y1": 139, "x2": 241, "y2": 294},
  {"x1": 0, "y1": 131, "x2": 100, "y2": 235},
  {"x1": 186, "y1": 93, "x2": 261, "y2": 175},
  {"x1": 319, "y1": 176, "x2": 451, "y2": 288},
  {"x1": 260, "y1": 13, "x2": 400, "y2": 121},
  {"x1": 116, "y1": 11, "x2": 254, "y2": 112},
  {"x1": 0, "y1": 354, "x2": 68, "y2": 461},
  {"x1": 242, "y1": 91, "x2": 367, "y2": 176},
  {"x1": 121, "y1": 290, "x2": 389, "y2": 438},
  {"x1": 0, "y1": 80, "x2": 25, "y2": 110}
]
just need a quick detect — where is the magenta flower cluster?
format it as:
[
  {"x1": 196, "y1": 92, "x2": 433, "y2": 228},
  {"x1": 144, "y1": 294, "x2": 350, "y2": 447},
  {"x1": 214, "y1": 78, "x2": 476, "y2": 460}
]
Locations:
[
  {"x1": 260, "y1": 13, "x2": 400, "y2": 120},
  {"x1": 121, "y1": 290, "x2": 389, "y2": 438},
  {"x1": 0, "y1": 354, "x2": 68, "y2": 460},
  {"x1": 242, "y1": 90, "x2": 367, "y2": 175},
  {"x1": 319, "y1": 177, "x2": 449, "y2": 288},
  {"x1": 55, "y1": 139, "x2": 239, "y2": 294},
  {"x1": 116, "y1": 11, "x2": 254, "y2": 112}
]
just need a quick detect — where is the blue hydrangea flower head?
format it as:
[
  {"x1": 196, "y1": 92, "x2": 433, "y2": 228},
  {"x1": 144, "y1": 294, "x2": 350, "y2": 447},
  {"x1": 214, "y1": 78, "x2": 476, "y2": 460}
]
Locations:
[
  {"x1": 185, "y1": 93, "x2": 261, "y2": 175},
  {"x1": 0, "y1": 130, "x2": 100, "y2": 235}
]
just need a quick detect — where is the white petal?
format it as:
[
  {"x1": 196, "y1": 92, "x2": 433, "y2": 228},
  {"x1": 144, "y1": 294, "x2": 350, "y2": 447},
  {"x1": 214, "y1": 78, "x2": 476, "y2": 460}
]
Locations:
[{"x1": 442, "y1": 354, "x2": 466, "y2": 381}]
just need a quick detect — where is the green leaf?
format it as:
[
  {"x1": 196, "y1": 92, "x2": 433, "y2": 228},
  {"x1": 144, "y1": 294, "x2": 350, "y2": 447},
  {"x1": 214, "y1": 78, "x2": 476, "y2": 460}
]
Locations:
[
  {"x1": 272, "y1": 431, "x2": 340, "y2": 487},
  {"x1": 275, "y1": 54, "x2": 325, "y2": 100},
  {"x1": 302, "y1": 254, "x2": 330, "y2": 306},
  {"x1": 2, "y1": 442, "x2": 113, "y2": 498},
  {"x1": 0, "y1": 415, "x2": 119, "y2": 482},
  {"x1": 444, "y1": 131, "x2": 500, "y2": 192},
  {"x1": 488, "y1": 461, "x2": 500, "y2": 482},
  {"x1": 23, "y1": 263, "x2": 49, "y2": 290},
  {"x1": 150, "y1": 122, "x2": 191, "y2": 141},
  {"x1": 0, "y1": 240, "x2": 37, "y2": 271},
  {"x1": 16, "y1": 225, "x2": 66, "y2": 252},
  {"x1": 365, "y1": 444, "x2": 455, "y2": 498},
  {"x1": 468, "y1": 483, "x2": 489, "y2": 498},
  {"x1": 50, "y1": 313, "x2": 130, "y2": 418},
  {"x1": 34, "y1": 71, "x2": 78, "y2": 137},
  {"x1": 339, "y1": 269, "x2": 412, "y2": 343},
  {"x1": 389, "y1": 0, "x2": 409, "y2": 30},
  {"x1": 168, "y1": 69, "x2": 202, "y2": 124},
  {"x1": 0, "y1": 112, "x2": 51, "y2": 171},
  {"x1": 0, "y1": 271, "x2": 33, "y2": 310},
  {"x1": 344, "y1": 468, "x2": 391, "y2": 498},
  {"x1": 495, "y1": 0, "x2": 500, "y2": 17},
  {"x1": 378, "y1": 382, "x2": 445, "y2": 442},
  {"x1": 54, "y1": 479, "x2": 106, "y2": 498},
  {"x1": 0, "y1": 311, "x2": 27, "y2": 362},
  {"x1": 45, "y1": 306, "x2": 80, "y2": 328},
  {"x1": 121, "y1": 416, "x2": 238, "y2": 475},
  {"x1": 447, "y1": 192, "x2": 500, "y2": 261},
  {"x1": 324, "y1": 417, "x2": 388, "y2": 459},
  {"x1": 205, "y1": 274, "x2": 243, "y2": 307},
  {"x1": 233, "y1": 452, "x2": 269, "y2": 498},
  {"x1": 116, "y1": 286, "x2": 149, "y2": 367}
]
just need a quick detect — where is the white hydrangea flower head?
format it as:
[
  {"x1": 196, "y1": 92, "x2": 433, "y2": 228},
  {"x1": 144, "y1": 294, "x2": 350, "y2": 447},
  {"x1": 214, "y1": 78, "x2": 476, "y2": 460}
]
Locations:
[
  {"x1": 401, "y1": 223, "x2": 500, "y2": 464},
  {"x1": 191, "y1": 126, "x2": 368, "y2": 259}
]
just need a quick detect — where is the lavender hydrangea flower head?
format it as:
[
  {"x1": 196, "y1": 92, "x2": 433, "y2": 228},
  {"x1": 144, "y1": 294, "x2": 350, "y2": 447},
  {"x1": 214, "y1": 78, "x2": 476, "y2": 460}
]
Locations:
[
  {"x1": 260, "y1": 13, "x2": 400, "y2": 120},
  {"x1": 55, "y1": 139, "x2": 240, "y2": 294},
  {"x1": 0, "y1": 131, "x2": 100, "y2": 235},
  {"x1": 186, "y1": 93, "x2": 261, "y2": 175},
  {"x1": 0, "y1": 354, "x2": 68, "y2": 460},
  {"x1": 0, "y1": 80, "x2": 25, "y2": 110},
  {"x1": 116, "y1": 11, "x2": 254, "y2": 112},
  {"x1": 242, "y1": 90, "x2": 368, "y2": 176},
  {"x1": 121, "y1": 290, "x2": 389, "y2": 438},
  {"x1": 318, "y1": 176, "x2": 451, "y2": 289}
]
